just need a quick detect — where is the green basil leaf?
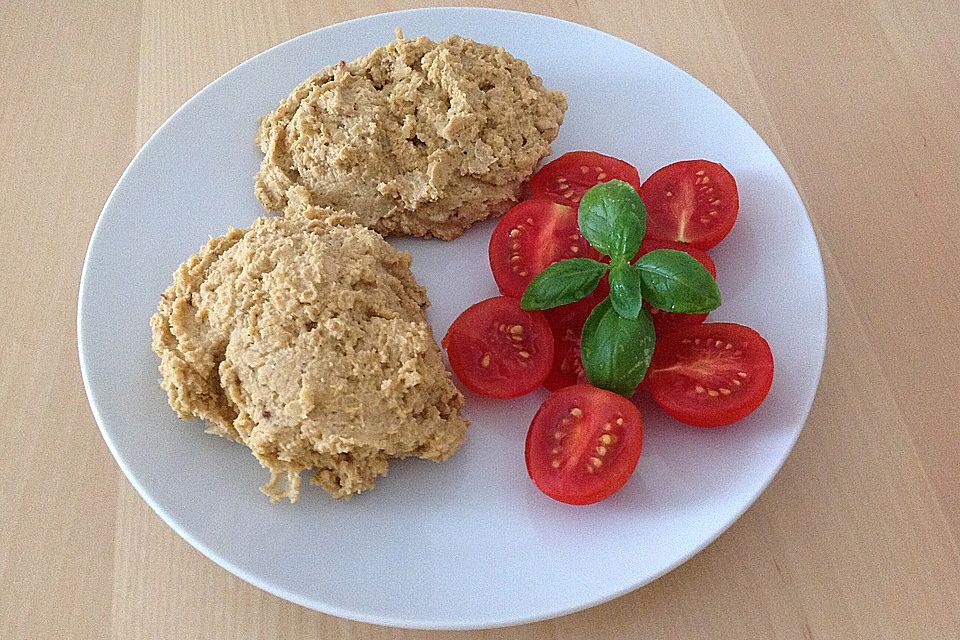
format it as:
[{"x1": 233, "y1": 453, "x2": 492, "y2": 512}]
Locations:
[
  {"x1": 581, "y1": 298, "x2": 656, "y2": 397},
  {"x1": 520, "y1": 258, "x2": 608, "y2": 310},
  {"x1": 608, "y1": 263, "x2": 643, "y2": 319},
  {"x1": 634, "y1": 249, "x2": 721, "y2": 313},
  {"x1": 577, "y1": 180, "x2": 647, "y2": 259}
]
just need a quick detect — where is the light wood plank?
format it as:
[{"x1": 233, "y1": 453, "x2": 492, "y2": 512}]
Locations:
[
  {"x1": 723, "y1": 0, "x2": 960, "y2": 541},
  {"x1": 0, "y1": 2, "x2": 141, "y2": 638}
]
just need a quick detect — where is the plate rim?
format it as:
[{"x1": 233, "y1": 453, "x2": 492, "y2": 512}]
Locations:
[{"x1": 77, "y1": 6, "x2": 828, "y2": 630}]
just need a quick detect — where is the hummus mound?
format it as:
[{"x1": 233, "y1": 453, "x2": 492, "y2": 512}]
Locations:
[
  {"x1": 150, "y1": 213, "x2": 468, "y2": 502},
  {"x1": 255, "y1": 33, "x2": 567, "y2": 240}
]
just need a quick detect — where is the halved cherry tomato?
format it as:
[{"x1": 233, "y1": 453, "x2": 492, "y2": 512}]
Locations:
[
  {"x1": 529, "y1": 151, "x2": 642, "y2": 206},
  {"x1": 526, "y1": 385, "x2": 644, "y2": 505},
  {"x1": 542, "y1": 279, "x2": 608, "y2": 391},
  {"x1": 489, "y1": 199, "x2": 599, "y2": 299},
  {"x1": 639, "y1": 160, "x2": 739, "y2": 250},
  {"x1": 442, "y1": 296, "x2": 554, "y2": 399},
  {"x1": 634, "y1": 238, "x2": 718, "y2": 334},
  {"x1": 646, "y1": 323, "x2": 773, "y2": 427},
  {"x1": 543, "y1": 310, "x2": 584, "y2": 391}
]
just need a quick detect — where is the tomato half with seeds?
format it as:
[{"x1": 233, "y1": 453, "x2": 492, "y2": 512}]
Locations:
[
  {"x1": 541, "y1": 279, "x2": 608, "y2": 391},
  {"x1": 542, "y1": 307, "x2": 587, "y2": 392},
  {"x1": 542, "y1": 311, "x2": 584, "y2": 391},
  {"x1": 442, "y1": 296, "x2": 554, "y2": 399},
  {"x1": 646, "y1": 323, "x2": 774, "y2": 427},
  {"x1": 526, "y1": 385, "x2": 644, "y2": 505},
  {"x1": 634, "y1": 237, "x2": 718, "y2": 333},
  {"x1": 528, "y1": 151, "x2": 642, "y2": 206},
  {"x1": 639, "y1": 160, "x2": 739, "y2": 250},
  {"x1": 489, "y1": 199, "x2": 599, "y2": 299}
]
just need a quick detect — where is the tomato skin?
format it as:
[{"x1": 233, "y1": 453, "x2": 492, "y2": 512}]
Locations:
[
  {"x1": 442, "y1": 296, "x2": 554, "y2": 399},
  {"x1": 634, "y1": 238, "x2": 717, "y2": 333},
  {"x1": 529, "y1": 151, "x2": 642, "y2": 206},
  {"x1": 649, "y1": 307, "x2": 708, "y2": 333},
  {"x1": 526, "y1": 385, "x2": 644, "y2": 505},
  {"x1": 639, "y1": 160, "x2": 739, "y2": 250},
  {"x1": 646, "y1": 323, "x2": 773, "y2": 427},
  {"x1": 488, "y1": 199, "x2": 599, "y2": 299}
]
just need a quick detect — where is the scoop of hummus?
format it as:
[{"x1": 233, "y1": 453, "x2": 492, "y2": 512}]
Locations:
[
  {"x1": 255, "y1": 32, "x2": 567, "y2": 239},
  {"x1": 150, "y1": 213, "x2": 468, "y2": 502}
]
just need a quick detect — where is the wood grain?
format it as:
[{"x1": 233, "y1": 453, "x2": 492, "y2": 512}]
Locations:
[{"x1": 2, "y1": 1, "x2": 959, "y2": 638}]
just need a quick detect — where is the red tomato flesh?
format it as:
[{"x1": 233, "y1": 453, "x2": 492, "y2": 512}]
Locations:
[
  {"x1": 541, "y1": 279, "x2": 608, "y2": 391},
  {"x1": 526, "y1": 385, "x2": 644, "y2": 505},
  {"x1": 634, "y1": 237, "x2": 718, "y2": 333},
  {"x1": 442, "y1": 296, "x2": 554, "y2": 399},
  {"x1": 529, "y1": 151, "x2": 642, "y2": 206},
  {"x1": 639, "y1": 160, "x2": 739, "y2": 250},
  {"x1": 489, "y1": 199, "x2": 599, "y2": 299},
  {"x1": 646, "y1": 323, "x2": 773, "y2": 427}
]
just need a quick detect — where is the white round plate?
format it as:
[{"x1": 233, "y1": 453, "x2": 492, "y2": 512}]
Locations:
[{"x1": 78, "y1": 7, "x2": 826, "y2": 630}]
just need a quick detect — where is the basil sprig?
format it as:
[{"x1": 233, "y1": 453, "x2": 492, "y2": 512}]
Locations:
[
  {"x1": 521, "y1": 258, "x2": 608, "y2": 310},
  {"x1": 634, "y1": 249, "x2": 721, "y2": 313},
  {"x1": 581, "y1": 298, "x2": 656, "y2": 397},
  {"x1": 608, "y1": 261, "x2": 644, "y2": 319},
  {"x1": 578, "y1": 181, "x2": 647, "y2": 259},
  {"x1": 519, "y1": 179, "x2": 722, "y2": 397}
]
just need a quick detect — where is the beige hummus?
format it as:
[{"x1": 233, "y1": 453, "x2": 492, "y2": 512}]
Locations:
[
  {"x1": 150, "y1": 212, "x2": 468, "y2": 502},
  {"x1": 254, "y1": 32, "x2": 567, "y2": 239}
]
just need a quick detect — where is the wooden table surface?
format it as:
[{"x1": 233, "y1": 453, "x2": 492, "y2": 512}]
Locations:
[{"x1": 3, "y1": 1, "x2": 959, "y2": 638}]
